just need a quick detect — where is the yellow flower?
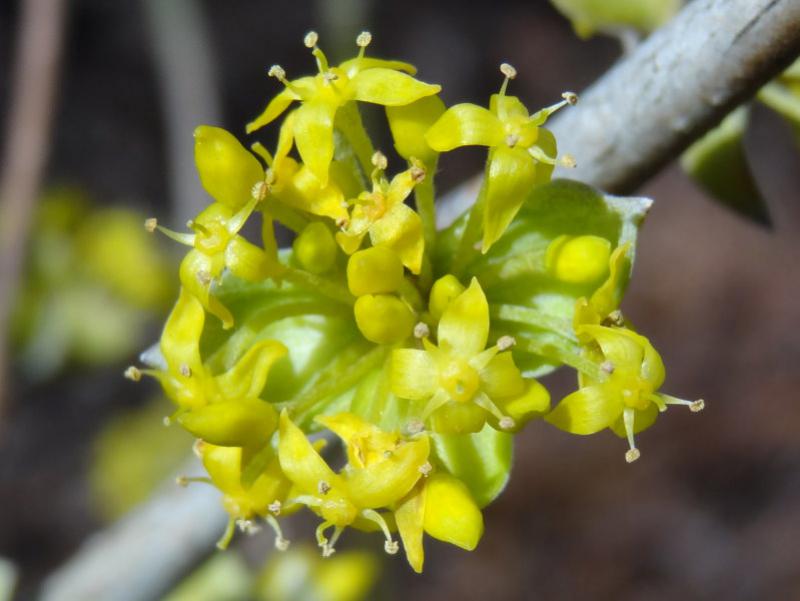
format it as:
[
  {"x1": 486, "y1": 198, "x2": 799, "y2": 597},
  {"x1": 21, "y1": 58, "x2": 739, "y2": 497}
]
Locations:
[
  {"x1": 198, "y1": 440, "x2": 294, "y2": 550},
  {"x1": 394, "y1": 471, "x2": 483, "y2": 573},
  {"x1": 546, "y1": 324, "x2": 704, "y2": 462},
  {"x1": 278, "y1": 411, "x2": 429, "y2": 557},
  {"x1": 246, "y1": 31, "x2": 441, "y2": 186},
  {"x1": 390, "y1": 277, "x2": 549, "y2": 434},
  {"x1": 336, "y1": 156, "x2": 426, "y2": 274},
  {"x1": 426, "y1": 64, "x2": 574, "y2": 251},
  {"x1": 146, "y1": 288, "x2": 287, "y2": 447},
  {"x1": 152, "y1": 198, "x2": 282, "y2": 329}
]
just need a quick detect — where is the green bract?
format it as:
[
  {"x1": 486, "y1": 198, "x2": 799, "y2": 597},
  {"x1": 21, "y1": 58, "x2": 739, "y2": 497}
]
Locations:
[{"x1": 131, "y1": 31, "x2": 704, "y2": 572}]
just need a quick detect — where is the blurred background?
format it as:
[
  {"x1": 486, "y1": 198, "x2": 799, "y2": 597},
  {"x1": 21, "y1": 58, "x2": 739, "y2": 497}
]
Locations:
[{"x1": 1, "y1": 0, "x2": 799, "y2": 599}]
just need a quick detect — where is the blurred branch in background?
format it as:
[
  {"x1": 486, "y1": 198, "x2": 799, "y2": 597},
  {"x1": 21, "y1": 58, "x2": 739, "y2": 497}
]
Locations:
[
  {"x1": 439, "y1": 0, "x2": 800, "y2": 226},
  {"x1": 35, "y1": 0, "x2": 800, "y2": 600},
  {"x1": 0, "y1": 0, "x2": 68, "y2": 424},
  {"x1": 142, "y1": 0, "x2": 221, "y2": 224}
]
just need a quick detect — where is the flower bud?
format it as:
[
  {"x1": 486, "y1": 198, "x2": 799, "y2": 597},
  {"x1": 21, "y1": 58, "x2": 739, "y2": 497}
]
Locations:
[
  {"x1": 545, "y1": 234, "x2": 611, "y2": 284},
  {"x1": 386, "y1": 95, "x2": 446, "y2": 166},
  {"x1": 423, "y1": 473, "x2": 483, "y2": 550},
  {"x1": 293, "y1": 221, "x2": 337, "y2": 274},
  {"x1": 347, "y1": 246, "x2": 404, "y2": 296},
  {"x1": 354, "y1": 294, "x2": 415, "y2": 344},
  {"x1": 428, "y1": 274, "x2": 465, "y2": 321}
]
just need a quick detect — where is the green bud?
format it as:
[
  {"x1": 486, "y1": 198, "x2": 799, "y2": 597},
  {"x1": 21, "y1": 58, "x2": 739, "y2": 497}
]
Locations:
[
  {"x1": 545, "y1": 234, "x2": 611, "y2": 284},
  {"x1": 428, "y1": 274, "x2": 465, "y2": 321},
  {"x1": 293, "y1": 221, "x2": 338, "y2": 274},
  {"x1": 347, "y1": 246, "x2": 404, "y2": 296},
  {"x1": 354, "y1": 294, "x2": 415, "y2": 345}
]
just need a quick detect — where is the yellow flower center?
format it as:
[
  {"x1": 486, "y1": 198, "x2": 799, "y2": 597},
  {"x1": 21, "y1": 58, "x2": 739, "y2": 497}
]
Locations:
[
  {"x1": 440, "y1": 359, "x2": 480, "y2": 403},
  {"x1": 503, "y1": 118, "x2": 538, "y2": 148},
  {"x1": 311, "y1": 67, "x2": 353, "y2": 105},
  {"x1": 194, "y1": 220, "x2": 232, "y2": 255}
]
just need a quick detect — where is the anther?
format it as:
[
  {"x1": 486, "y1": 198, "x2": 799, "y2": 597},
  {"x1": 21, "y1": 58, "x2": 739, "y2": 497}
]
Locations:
[
  {"x1": 406, "y1": 419, "x2": 425, "y2": 435},
  {"x1": 252, "y1": 181, "x2": 268, "y2": 201},
  {"x1": 176, "y1": 476, "x2": 189, "y2": 487},
  {"x1": 275, "y1": 537, "x2": 290, "y2": 551},
  {"x1": 356, "y1": 31, "x2": 372, "y2": 48},
  {"x1": 335, "y1": 217, "x2": 348, "y2": 229},
  {"x1": 179, "y1": 364, "x2": 192, "y2": 377},
  {"x1": 304, "y1": 31, "x2": 319, "y2": 49},
  {"x1": 264, "y1": 168, "x2": 277, "y2": 186},
  {"x1": 506, "y1": 134, "x2": 520, "y2": 147},
  {"x1": 236, "y1": 519, "x2": 261, "y2": 535},
  {"x1": 414, "y1": 322, "x2": 430, "y2": 339},
  {"x1": 323, "y1": 71, "x2": 338, "y2": 82},
  {"x1": 162, "y1": 416, "x2": 172, "y2": 427},
  {"x1": 604, "y1": 310, "x2": 624, "y2": 326},
  {"x1": 600, "y1": 361, "x2": 615, "y2": 374},
  {"x1": 144, "y1": 218, "x2": 158, "y2": 233},
  {"x1": 384, "y1": 540, "x2": 399, "y2": 555},
  {"x1": 690, "y1": 399, "x2": 705, "y2": 413},
  {"x1": 192, "y1": 439, "x2": 205, "y2": 457},
  {"x1": 500, "y1": 63, "x2": 517, "y2": 79},
  {"x1": 562, "y1": 91, "x2": 579, "y2": 105},
  {"x1": 196, "y1": 270, "x2": 212, "y2": 287},
  {"x1": 560, "y1": 154, "x2": 577, "y2": 168},
  {"x1": 410, "y1": 165, "x2": 426, "y2": 183},
  {"x1": 268, "y1": 500, "x2": 282, "y2": 515},
  {"x1": 268, "y1": 64, "x2": 286, "y2": 81},
  {"x1": 124, "y1": 366, "x2": 141, "y2": 381},
  {"x1": 318, "y1": 480, "x2": 331, "y2": 495},
  {"x1": 499, "y1": 416, "x2": 516, "y2": 431},
  {"x1": 497, "y1": 335, "x2": 516, "y2": 351},
  {"x1": 371, "y1": 151, "x2": 388, "y2": 170},
  {"x1": 625, "y1": 448, "x2": 641, "y2": 463},
  {"x1": 322, "y1": 544, "x2": 336, "y2": 558},
  {"x1": 418, "y1": 462, "x2": 433, "y2": 477}
]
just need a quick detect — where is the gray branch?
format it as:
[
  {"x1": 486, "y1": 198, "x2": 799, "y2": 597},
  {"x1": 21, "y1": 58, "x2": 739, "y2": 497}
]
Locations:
[{"x1": 39, "y1": 1, "x2": 800, "y2": 600}]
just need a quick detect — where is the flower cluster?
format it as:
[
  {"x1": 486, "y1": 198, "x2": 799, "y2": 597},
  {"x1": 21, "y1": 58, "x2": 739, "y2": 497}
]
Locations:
[{"x1": 127, "y1": 32, "x2": 703, "y2": 572}]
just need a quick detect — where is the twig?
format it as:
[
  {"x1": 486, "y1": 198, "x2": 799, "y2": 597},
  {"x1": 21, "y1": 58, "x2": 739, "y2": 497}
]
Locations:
[
  {"x1": 39, "y1": 1, "x2": 800, "y2": 599},
  {"x1": 0, "y1": 0, "x2": 68, "y2": 423},
  {"x1": 438, "y1": 0, "x2": 800, "y2": 227}
]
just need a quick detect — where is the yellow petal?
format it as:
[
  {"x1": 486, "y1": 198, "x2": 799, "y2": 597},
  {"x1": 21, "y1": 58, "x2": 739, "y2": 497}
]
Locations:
[
  {"x1": 368, "y1": 203, "x2": 425, "y2": 274},
  {"x1": 178, "y1": 399, "x2": 278, "y2": 447},
  {"x1": 215, "y1": 339, "x2": 287, "y2": 401},
  {"x1": 579, "y1": 325, "x2": 644, "y2": 377},
  {"x1": 482, "y1": 146, "x2": 537, "y2": 252},
  {"x1": 479, "y1": 352, "x2": 526, "y2": 399},
  {"x1": 428, "y1": 275, "x2": 465, "y2": 322},
  {"x1": 345, "y1": 435, "x2": 429, "y2": 508},
  {"x1": 201, "y1": 443, "x2": 243, "y2": 494},
  {"x1": 390, "y1": 349, "x2": 438, "y2": 400},
  {"x1": 545, "y1": 385, "x2": 620, "y2": 434},
  {"x1": 422, "y1": 473, "x2": 483, "y2": 550},
  {"x1": 351, "y1": 68, "x2": 440, "y2": 107},
  {"x1": 278, "y1": 410, "x2": 339, "y2": 493},
  {"x1": 339, "y1": 57, "x2": 416, "y2": 78},
  {"x1": 395, "y1": 485, "x2": 426, "y2": 573},
  {"x1": 610, "y1": 402, "x2": 659, "y2": 437},
  {"x1": 429, "y1": 402, "x2": 487, "y2": 434},
  {"x1": 315, "y1": 412, "x2": 398, "y2": 469},
  {"x1": 293, "y1": 99, "x2": 336, "y2": 186},
  {"x1": 494, "y1": 378, "x2": 551, "y2": 430},
  {"x1": 488, "y1": 93, "x2": 530, "y2": 121},
  {"x1": 335, "y1": 230, "x2": 368, "y2": 256},
  {"x1": 194, "y1": 126, "x2": 264, "y2": 209},
  {"x1": 386, "y1": 96, "x2": 446, "y2": 165},
  {"x1": 588, "y1": 243, "x2": 631, "y2": 319},
  {"x1": 246, "y1": 87, "x2": 300, "y2": 134},
  {"x1": 160, "y1": 287, "x2": 205, "y2": 377},
  {"x1": 437, "y1": 278, "x2": 489, "y2": 357},
  {"x1": 179, "y1": 250, "x2": 233, "y2": 329},
  {"x1": 533, "y1": 127, "x2": 557, "y2": 185},
  {"x1": 425, "y1": 103, "x2": 504, "y2": 151}
]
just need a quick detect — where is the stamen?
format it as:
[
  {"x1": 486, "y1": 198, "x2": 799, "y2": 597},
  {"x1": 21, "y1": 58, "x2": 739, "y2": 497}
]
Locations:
[
  {"x1": 250, "y1": 142, "x2": 274, "y2": 167},
  {"x1": 236, "y1": 519, "x2": 261, "y2": 535},
  {"x1": 623, "y1": 407, "x2": 640, "y2": 463},
  {"x1": 144, "y1": 218, "x2": 158, "y2": 233},
  {"x1": 499, "y1": 63, "x2": 517, "y2": 97},
  {"x1": 192, "y1": 439, "x2": 205, "y2": 457},
  {"x1": 195, "y1": 270, "x2": 212, "y2": 287},
  {"x1": 562, "y1": 91, "x2": 579, "y2": 105},
  {"x1": 421, "y1": 389, "x2": 450, "y2": 422},
  {"x1": 179, "y1": 364, "x2": 192, "y2": 378},
  {"x1": 216, "y1": 517, "x2": 236, "y2": 550},
  {"x1": 268, "y1": 500, "x2": 282, "y2": 516},
  {"x1": 499, "y1": 416, "x2": 516, "y2": 431},
  {"x1": 252, "y1": 181, "x2": 269, "y2": 202},
  {"x1": 505, "y1": 134, "x2": 520, "y2": 148},
  {"x1": 560, "y1": 154, "x2": 577, "y2": 168},
  {"x1": 600, "y1": 361, "x2": 615, "y2": 374},
  {"x1": 150, "y1": 220, "x2": 196, "y2": 247},
  {"x1": 413, "y1": 322, "x2": 430, "y2": 339},
  {"x1": 225, "y1": 195, "x2": 259, "y2": 235},
  {"x1": 304, "y1": 31, "x2": 319, "y2": 49},
  {"x1": 317, "y1": 480, "x2": 331, "y2": 495},
  {"x1": 409, "y1": 165, "x2": 426, "y2": 183},
  {"x1": 360, "y1": 509, "x2": 398, "y2": 555},
  {"x1": 691, "y1": 399, "x2": 706, "y2": 413},
  {"x1": 474, "y1": 392, "x2": 514, "y2": 428},
  {"x1": 124, "y1": 366, "x2": 141, "y2": 381},
  {"x1": 406, "y1": 419, "x2": 425, "y2": 435},
  {"x1": 604, "y1": 309, "x2": 625, "y2": 326},
  {"x1": 175, "y1": 475, "x2": 213, "y2": 488},
  {"x1": 528, "y1": 145, "x2": 558, "y2": 166},
  {"x1": 356, "y1": 31, "x2": 372, "y2": 48},
  {"x1": 162, "y1": 416, "x2": 172, "y2": 427},
  {"x1": 659, "y1": 394, "x2": 706, "y2": 412},
  {"x1": 418, "y1": 461, "x2": 433, "y2": 477},
  {"x1": 265, "y1": 514, "x2": 290, "y2": 551},
  {"x1": 497, "y1": 335, "x2": 516, "y2": 351},
  {"x1": 371, "y1": 151, "x2": 388, "y2": 171},
  {"x1": 267, "y1": 64, "x2": 287, "y2": 82}
]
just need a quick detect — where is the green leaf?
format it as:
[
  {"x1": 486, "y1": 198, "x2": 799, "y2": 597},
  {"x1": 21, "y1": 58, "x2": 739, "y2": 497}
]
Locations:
[
  {"x1": 681, "y1": 107, "x2": 770, "y2": 226},
  {"x1": 431, "y1": 425, "x2": 513, "y2": 508}
]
